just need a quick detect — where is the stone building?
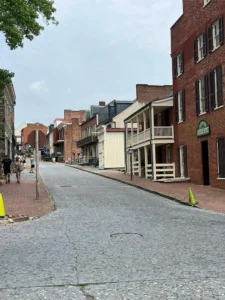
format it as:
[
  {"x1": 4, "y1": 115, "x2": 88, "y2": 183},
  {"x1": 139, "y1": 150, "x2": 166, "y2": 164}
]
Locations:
[
  {"x1": 0, "y1": 82, "x2": 16, "y2": 161},
  {"x1": 21, "y1": 123, "x2": 48, "y2": 151}
]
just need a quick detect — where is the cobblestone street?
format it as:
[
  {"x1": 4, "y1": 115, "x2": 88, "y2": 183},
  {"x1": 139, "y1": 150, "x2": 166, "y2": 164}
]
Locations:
[{"x1": 0, "y1": 162, "x2": 225, "y2": 299}]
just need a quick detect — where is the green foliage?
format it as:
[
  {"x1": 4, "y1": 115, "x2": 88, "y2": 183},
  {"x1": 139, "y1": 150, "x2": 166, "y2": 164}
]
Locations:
[
  {"x1": 0, "y1": 0, "x2": 58, "y2": 49},
  {"x1": 0, "y1": 0, "x2": 58, "y2": 91},
  {"x1": 0, "y1": 69, "x2": 14, "y2": 93}
]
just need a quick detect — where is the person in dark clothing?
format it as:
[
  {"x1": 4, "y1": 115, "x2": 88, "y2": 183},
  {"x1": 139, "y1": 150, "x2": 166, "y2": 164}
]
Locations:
[{"x1": 2, "y1": 155, "x2": 12, "y2": 184}]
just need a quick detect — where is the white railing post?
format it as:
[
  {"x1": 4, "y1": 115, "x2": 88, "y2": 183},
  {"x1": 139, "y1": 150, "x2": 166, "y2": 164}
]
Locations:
[
  {"x1": 144, "y1": 146, "x2": 148, "y2": 178},
  {"x1": 138, "y1": 148, "x2": 141, "y2": 177}
]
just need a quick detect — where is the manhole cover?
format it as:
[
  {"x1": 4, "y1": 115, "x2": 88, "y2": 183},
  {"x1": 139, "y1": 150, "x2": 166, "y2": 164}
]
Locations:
[{"x1": 110, "y1": 233, "x2": 143, "y2": 238}]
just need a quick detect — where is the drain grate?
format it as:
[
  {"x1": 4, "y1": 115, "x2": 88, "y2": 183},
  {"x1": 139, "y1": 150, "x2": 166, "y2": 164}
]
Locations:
[{"x1": 110, "y1": 233, "x2": 143, "y2": 238}]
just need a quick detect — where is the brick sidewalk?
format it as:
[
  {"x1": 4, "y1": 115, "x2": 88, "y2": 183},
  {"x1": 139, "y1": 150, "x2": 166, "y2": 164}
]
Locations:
[
  {"x1": 0, "y1": 169, "x2": 54, "y2": 218},
  {"x1": 69, "y1": 165, "x2": 225, "y2": 214}
]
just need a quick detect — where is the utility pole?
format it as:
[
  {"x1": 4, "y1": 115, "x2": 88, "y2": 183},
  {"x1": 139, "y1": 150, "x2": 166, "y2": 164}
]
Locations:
[{"x1": 35, "y1": 130, "x2": 39, "y2": 200}]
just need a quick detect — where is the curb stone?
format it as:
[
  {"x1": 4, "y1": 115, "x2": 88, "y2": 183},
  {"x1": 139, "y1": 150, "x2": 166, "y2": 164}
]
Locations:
[{"x1": 65, "y1": 165, "x2": 200, "y2": 210}]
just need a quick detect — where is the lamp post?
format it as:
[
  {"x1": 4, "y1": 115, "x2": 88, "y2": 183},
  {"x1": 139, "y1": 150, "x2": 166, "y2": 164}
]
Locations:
[{"x1": 129, "y1": 145, "x2": 134, "y2": 181}]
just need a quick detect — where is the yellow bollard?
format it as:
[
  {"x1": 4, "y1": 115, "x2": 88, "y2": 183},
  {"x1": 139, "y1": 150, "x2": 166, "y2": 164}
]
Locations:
[
  {"x1": 188, "y1": 188, "x2": 196, "y2": 206},
  {"x1": 0, "y1": 193, "x2": 6, "y2": 217}
]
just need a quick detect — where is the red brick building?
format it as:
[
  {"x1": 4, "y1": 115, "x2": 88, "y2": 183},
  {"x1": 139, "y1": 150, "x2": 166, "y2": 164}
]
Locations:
[
  {"x1": 53, "y1": 110, "x2": 85, "y2": 161},
  {"x1": 21, "y1": 123, "x2": 47, "y2": 150},
  {"x1": 171, "y1": 0, "x2": 225, "y2": 188}
]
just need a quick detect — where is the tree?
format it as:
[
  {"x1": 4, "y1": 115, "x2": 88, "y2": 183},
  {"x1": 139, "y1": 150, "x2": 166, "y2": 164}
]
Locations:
[{"x1": 0, "y1": 0, "x2": 58, "y2": 90}]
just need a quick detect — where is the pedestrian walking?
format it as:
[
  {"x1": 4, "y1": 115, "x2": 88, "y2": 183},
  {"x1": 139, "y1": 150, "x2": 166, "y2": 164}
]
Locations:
[
  {"x1": 14, "y1": 156, "x2": 23, "y2": 184},
  {"x1": 2, "y1": 155, "x2": 12, "y2": 184},
  {"x1": 30, "y1": 155, "x2": 35, "y2": 173},
  {"x1": 22, "y1": 154, "x2": 26, "y2": 169}
]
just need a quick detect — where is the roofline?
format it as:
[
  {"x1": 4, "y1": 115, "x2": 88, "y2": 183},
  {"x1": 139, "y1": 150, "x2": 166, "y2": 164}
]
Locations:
[
  {"x1": 80, "y1": 115, "x2": 96, "y2": 126},
  {"x1": 170, "y1": 14, "x2": 183, "y2": 30},
  {"x1": 124, "y1": 95, "x2": 174, "y2": 122}
]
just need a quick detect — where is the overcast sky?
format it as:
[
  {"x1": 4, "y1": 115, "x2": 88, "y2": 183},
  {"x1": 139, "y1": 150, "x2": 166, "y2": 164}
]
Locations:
[{"x1": 0, "y1": 0, "x2": 182, "y2": 127}]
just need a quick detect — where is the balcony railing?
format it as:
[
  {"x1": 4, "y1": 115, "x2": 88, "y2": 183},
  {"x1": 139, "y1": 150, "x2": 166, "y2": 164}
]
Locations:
[
  {"x1": 126, "y1": 126, "x2": 174, "y2": 146},
  {"x1": 77, "y1": 135, "x2": 98, "y2": 148},
  {"x1": 153, "y1": 126, "x2": 174, "y2": 139}
]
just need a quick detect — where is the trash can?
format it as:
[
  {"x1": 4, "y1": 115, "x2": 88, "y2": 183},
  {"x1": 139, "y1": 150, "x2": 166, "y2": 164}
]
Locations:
[{"x1": 52, "y1": 158, "x2": 56, "y2": 163}]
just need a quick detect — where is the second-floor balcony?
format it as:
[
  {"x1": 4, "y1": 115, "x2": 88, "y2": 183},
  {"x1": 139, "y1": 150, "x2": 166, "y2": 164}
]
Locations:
[
  {"x1": 77, "y1": 134, "x2": 98, "y2": 148},
  {"x1": 126, "y1": 126, "x2": 174, "y2": 147}
]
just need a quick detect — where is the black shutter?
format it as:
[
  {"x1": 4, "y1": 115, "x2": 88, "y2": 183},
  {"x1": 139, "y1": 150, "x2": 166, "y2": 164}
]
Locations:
[
  {"x1": 195, "y1": 80, "x2": 200, "y2": 115},
  {"x1": 177, "y1": 147, "x2": 181, "y2": 177},
  {"x1": 217, "y1": 138, "x2": 225, "y2": 178},
  {"x1": 183, "y1": 145, "x2": 188, "y2": 178},
  {"x1": 219, "y1": 16, "x2": 224, "y2": 45},
  {"x1": 203, "y1": 31, "x2": 207, "y2": 57},
  {"x1": 209, "y1": 71, "x2": 215, "y2": 109},
  {"x1": 208, "y1": 26, "x2": 213, "y2": 52},
  {"x1": 174, "y1": 57, "x2": 178, "y2": 77},
  {"x1": 194, "y1": 39, "x2": 198, "y2": 63},
  {"x1": 180, "y1": 51, "x2": 184, "y2": 74},
  {"x1": 216, "y1": 65, "x2": 223, "y2": 107},
  {"x1": 175, "y1": 93, "x2": 179, "y2": 123},
  {"x1": 182, "y1": 89, "x2": 186, "y2": 121},
  {"x1": 204, "y1": 75, "x2": 209, "y2": 112}
]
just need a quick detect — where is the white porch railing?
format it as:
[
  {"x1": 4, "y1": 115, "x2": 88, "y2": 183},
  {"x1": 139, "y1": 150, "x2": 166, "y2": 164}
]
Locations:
[
  {"x1": 153, "y1": 126, "x2": 174, "y2": 139},
  {"x1": 127, "y1": 126, "x2": 174, "y2": 147},
  {"x1": 155, "y1": 163, "x2": 175, "y2": 179},
  {"x1": 73, "y1": 156, "x2": 97, "y2": 164},
  {"x1": 145, "y1": 164, "x2": 152, "y2": 179},
  {"x1": 132, "y1": 161, "x2": 139, "y2": 175}
]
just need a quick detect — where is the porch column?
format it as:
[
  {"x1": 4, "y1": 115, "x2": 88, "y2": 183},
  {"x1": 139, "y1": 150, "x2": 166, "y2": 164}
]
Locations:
[
  {"x1": 151, "y1": 106, "x2": 154, "y2": 139},
  {"x1": 143, "y1": 111, "x2": 146, "y2": 140},
  {"x1": 144, "y1": 145, "x2": 148, "y2": 178},
  {"x1": 131, "y1": 119, "x2": 133, "y2": 137},
  {"x1": 152, "y1": 143, "x2": 156, "y2": 180},
  {"x1": 138, "y1": 148, "x2": 141, "y2": 177},
  {"x1": 137, "y1": 115, "x2": 140, "y2": 134}
]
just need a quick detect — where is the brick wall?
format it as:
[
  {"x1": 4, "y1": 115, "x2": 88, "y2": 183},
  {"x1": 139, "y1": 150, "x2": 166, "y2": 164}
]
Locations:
[
  {"x1": 136, "y1": 84, "x2": 172, "y2": 103},
  {"x1": 171, "y1": 0, "x2": 225, "y2": 188},
  {"x1": 63, "y1": 110, "x2": 85, "y2": 160},
  {"x1": 21, "y1": 123, "x2": 47, "y2": 147}
]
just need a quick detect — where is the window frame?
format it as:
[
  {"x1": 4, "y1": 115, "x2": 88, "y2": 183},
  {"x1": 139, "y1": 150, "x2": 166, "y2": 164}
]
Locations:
[
  {"x1": 174, "y1": 52, "x2": 183, "y2": 78},
  {"x1": 209, "y1": 65, "x2": 223, "y2": 110},
  {"x1": 204, "y1": 0, "x2": 211, "y2": 6},
  {"x1": 175, "y1": 89, "x2": 185, "y2": 124},
  {"x1": 217, "y1": 137, "x2": 225, "y2": 179},
  {"x1": 195, "y1": 76, "x2": 208, "y2": 116},
  {"x1": 208, "y1": 17, "x2": 224, "y2": 52}
]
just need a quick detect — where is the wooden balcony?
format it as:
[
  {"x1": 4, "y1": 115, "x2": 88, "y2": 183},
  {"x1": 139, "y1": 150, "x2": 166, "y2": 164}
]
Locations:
[
  {"x1": 126, "y1": 126, "x2": 174, "y2": 147},
  {"x1": 77, "y1": 135, "x2": 98, "y2": 148}
]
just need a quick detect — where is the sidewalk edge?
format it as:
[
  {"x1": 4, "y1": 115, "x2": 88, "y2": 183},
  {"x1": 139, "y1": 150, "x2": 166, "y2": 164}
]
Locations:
[{"x1": 66, "y1": 165, "x2": 200, "y2": 210}]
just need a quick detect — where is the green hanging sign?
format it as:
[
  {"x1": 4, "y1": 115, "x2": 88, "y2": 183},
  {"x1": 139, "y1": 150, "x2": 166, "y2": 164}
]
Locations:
[{"x1": 197, "y1": 120, "x2": 210, "y2": 137}]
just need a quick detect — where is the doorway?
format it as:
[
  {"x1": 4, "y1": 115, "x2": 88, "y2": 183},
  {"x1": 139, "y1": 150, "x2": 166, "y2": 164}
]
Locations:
[{"x1": 201, "y1": 140, "x2": 210, "y2": 186}]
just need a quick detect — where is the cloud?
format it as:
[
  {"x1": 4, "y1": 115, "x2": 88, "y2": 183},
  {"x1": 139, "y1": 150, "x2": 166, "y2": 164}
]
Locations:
[{"x1": 29, "y1": 80, "x2": 49, "y2": 95}]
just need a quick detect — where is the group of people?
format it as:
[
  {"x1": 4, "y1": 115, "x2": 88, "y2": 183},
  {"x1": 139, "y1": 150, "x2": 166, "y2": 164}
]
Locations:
[{"x1": 1, "y1": 154, "x2": 35, "y2": 184}]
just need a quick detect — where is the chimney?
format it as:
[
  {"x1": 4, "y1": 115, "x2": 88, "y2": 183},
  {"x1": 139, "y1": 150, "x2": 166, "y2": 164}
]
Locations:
[{"x1": 99, "y1": 101, "x2": 105, "y2": 107}]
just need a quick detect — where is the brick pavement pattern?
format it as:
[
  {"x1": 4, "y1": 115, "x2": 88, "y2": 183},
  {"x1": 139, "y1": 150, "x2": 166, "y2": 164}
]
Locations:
[
  {"x1": 69, "y1": 165, "x2": 225, "y2": 214},
  {"x1": 0, "y1": 165, "x2": 53, "y2": 217}
]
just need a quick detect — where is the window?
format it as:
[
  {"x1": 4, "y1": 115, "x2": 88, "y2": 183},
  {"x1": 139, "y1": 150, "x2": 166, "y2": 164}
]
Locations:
[
  {"x1": 175, "y1": 89, "x2": 185, "y2": 123},
  {"x1": 208, "y1": 17, "x2": 224, "y2": 52},
  {"x1": 204, "y1": 0, "x2": 211, "y2": 6},
  {"x1": 217, "y1": 138, "x2": 225, "y2": 178},
  {"x1": 194, "y1": 32, "x2": 206, "y2": 63},
  {"x1": 173, "y1": 52, "x2": 183, "y2": 77},
  {"x1": 195, "y1": 76, "x2": 208, "y2": 115},
  {"x1": 177, "y1": 145, "x2": 188, "y2": 178},
  {"x1": 209, "y1": 65, "x2": 223, "y2": 109}
]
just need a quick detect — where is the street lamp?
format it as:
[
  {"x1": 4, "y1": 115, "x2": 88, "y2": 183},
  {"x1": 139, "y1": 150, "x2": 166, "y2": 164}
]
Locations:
[{"x1": 129, "y1": 145, "x2": 134, "y2": 181}]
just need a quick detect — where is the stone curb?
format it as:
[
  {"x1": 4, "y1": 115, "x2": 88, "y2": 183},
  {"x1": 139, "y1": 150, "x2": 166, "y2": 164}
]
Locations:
[{"x1": 66, "y1": 165, "x2": 200, "y2": 210}]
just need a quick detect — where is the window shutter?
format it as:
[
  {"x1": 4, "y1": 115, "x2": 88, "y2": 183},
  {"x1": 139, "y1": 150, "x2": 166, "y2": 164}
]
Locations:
[
  {"x1": 182, "y1": 89, "x2": 186, "y2": 121},
  {"x1": 183, "y1": 145, "x2": 188, "y2": 178},
  {"x1": 180, "y1": 51, "x2": 184, "y2": 73},
  {"x1": 217, "y1": 138, "x2": 225, "y2": 178},
  {"x1": 204, "y1": 75, "x2": 209, "y2": 112},
  {"x1": 208, "y1": 26, "x2": 213, "y2": 52},
  {"x1": 216, "y1": 65, "x2": 223, "y2": 107},
  {"x1": 174, "y1": 57, "x2": 178, "y2": 77},
  {"x1": 194, "y1": 39, "x2": 198, "y2": 63},
  {"x1": 177, "y1": 147, "x2": 181, "y2": 177},
  {"x1": 209, "y1": 71, "x2": 215, "y2": 109},
  {"x1": 219, "y1": 16, "x2": 224, "y2": 45},
  {"x1": 203, "y1": 31, "x2": 207, "y2": 57},
  {"x1": 195, "y1": 80, "x2": 200, "y2": 115},
  {"x1": 174, "y1": 93, "x2": 179, "y2": 123}
]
